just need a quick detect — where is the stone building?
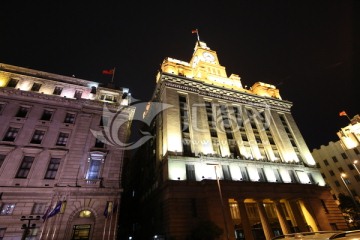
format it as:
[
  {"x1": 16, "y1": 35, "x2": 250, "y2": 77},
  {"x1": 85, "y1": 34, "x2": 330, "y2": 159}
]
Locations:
[
  {"x1": 124, "y1": 41, "x2": 347, "y2": 240},
  {"x1": 311, "y1": 114, "x2": 360, "y2": 228},
  {"x1": 0, "y1": 63, "x2": 135, "y2": 239}
]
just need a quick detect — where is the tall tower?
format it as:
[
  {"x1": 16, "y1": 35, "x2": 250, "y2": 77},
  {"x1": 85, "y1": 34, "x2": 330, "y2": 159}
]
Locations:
[
  {"x1": 128, "y1": 41, "x2": 347, "y2": 240},
  {"x1": 0, "y1": 63, "x2": 135, "y2": 240}
]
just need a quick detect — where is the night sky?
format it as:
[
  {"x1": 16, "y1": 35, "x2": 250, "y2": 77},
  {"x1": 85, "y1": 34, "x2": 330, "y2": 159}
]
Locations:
[{"x1": 1, "y1": 1, "x2": 358, "y2": 150}]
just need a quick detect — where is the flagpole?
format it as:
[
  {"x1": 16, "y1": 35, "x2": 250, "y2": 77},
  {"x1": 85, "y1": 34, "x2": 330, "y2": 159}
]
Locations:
[
  {"x1": 196, "y1": 29, "x2": 200, "y2": 42},
  {"x1": 113, "y1": 199, "x2": 120, "y2": 240},
  {"x1": 111, "y1": 68, "x2": 116, "y2": 83},
  {"x1": 39, "y1": 193, "x2": 56, "y2": 240},
  {"x1": 102, "y1": 201, "x2": 109, "y2": 240}
]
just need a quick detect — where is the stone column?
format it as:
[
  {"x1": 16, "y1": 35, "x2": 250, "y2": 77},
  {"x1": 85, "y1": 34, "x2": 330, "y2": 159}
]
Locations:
[
  {"x1": 288, "y1": 199, "x2": 308, "y2": 232},
  {"x1": 256, "y1": 200, "x2": 274, "y2": 240},
  {"x1": 273, "y1": 200, "x2": 291, "y2": 234},
  {"x1": 238, "y1": 199, "x2": 254, "y2": 240}
]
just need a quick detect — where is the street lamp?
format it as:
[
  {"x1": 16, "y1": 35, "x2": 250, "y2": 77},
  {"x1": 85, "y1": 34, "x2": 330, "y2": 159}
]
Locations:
[
  {"x1": 340, "y1": 173, "x2": 360, "y2": 215},
  {"x1": 353, "y1": 160, "x2": 360, "y2": 175},
  {"x1": 20, "y1": 215, "x2": 41, "y2": 240},
  {"x1": 207, "y1": 163, "x2": 230, "y2": 240}
]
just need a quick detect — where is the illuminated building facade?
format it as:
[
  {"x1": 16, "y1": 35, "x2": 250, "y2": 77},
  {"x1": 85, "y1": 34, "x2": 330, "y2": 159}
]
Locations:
[
  {"x1": 312, "y1": 114, "x2": 360, "y2": 227},
  {"x1": 0, "y1": 63, "x2": 134, "y2": 240},
  {"x1": 131, "y1": 41, "x2": 347, "y2": 240},
  {"x1": 312, "y1": 142, "x2": 360, "y2": 203}
]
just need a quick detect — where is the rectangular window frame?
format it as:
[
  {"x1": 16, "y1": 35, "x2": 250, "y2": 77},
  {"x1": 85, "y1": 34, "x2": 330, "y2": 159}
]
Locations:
[
  {"x1": 30, "y1": 129, "x2": 46, "y2": 144},
  {"x1": 40, "y1": 109, "x2": 54, "y2": 121},
  {"x1": 44, "y1": 157, "x2": 61, "y2": 179},
  {"x1": 64, "y1": 112, "x2": 76, "y2": 124},
  {"x1": 53, "y1": 86, "x2": 63, "y2": 95},
  {"x1": 0, "y1": 203, "x2": 15, "y2": 215},
  {"x1": 0, "y1": 154, "x2": 5, "y2": 169},
  {"x1": 15, "y1": 106, "x2": 30, "y2": 118},
  {"x1": 56, "y1": 132, "x2": 70, "y2": 146},
  {"x1": 15, "y1": 156, "x2": 35, "y2": 178},
  {"x1": 2, "y1": 127, "x2": 20, "y2": 142},
  {"x1": 31, "y1": 203, "x2": 48, "y2": 215},
  {"x1": 86, "y1": 152, "x2": 106, "y2": 181},
  {"x1": 7, "y1": 78, "x2": 19, "y2": 88},
  {"x1": 31, "y1": 82, "x2": 42, "y2": 92}
]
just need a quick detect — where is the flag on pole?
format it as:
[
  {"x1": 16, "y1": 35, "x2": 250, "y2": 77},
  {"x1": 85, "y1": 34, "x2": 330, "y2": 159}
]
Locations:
[
  {"x1": 102, "y1": 69, "x2": 114, "y2": 75},
  {"x1": 104, "y1": 201, "x2": 113, "y2": 218},
  {"x1": 339, "y1": 111, "x2": 347, "y2": 117},
  {"x1": 192, "y1": 29, "x2": 200, "y2": 42},
  {"x1": 42, "y1": 201, "x2": 63, "y2": 221}
]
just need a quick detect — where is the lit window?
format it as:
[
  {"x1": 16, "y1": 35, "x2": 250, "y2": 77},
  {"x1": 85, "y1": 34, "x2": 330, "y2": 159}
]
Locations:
[
  {"x1": 229, "y1": 200, "x2": 240, "y2": 219},
  {"x1": 16, "y1": 156, "x2": 35, "y2": 178},
  {"x1": 79, "y1": 210, "x2": 92, "y2": 218},
  {"x1": 56, "y1": 132, "x2": 69, "y2": 146},
  {"x1": 31, "y1": 83, "x2": 42, "y2": 92},
  {"x1": 53, "y1": 86, "x2": 63, "y2": 95},
  {"x1": 15, "y1": 106, "x2": 30, "y2": 118},
  {"x1": 2, "y1": 127, "x2": 20, "y2": 141},
  {"x1": 86, "y1": 152, "x2": 106, "y2": 180},
  {"x1": 44, "y1": 158, "x2": 61, "y2": 179},
  {"x1": 30, "y1": 130, "x2": 45, "y2": 144},
  {"x1": 71, "y1": 225, "x2": 91, "y2": 239},
  {"x1": 0, "y1": 203, "x2": 15, "y2": 215},
  {"x1": 7, "y1": 78, "x2": 19, "y2": 88},
  {"x1": 64, "y1": 112, "x2": 75, "y2": 124},
  {"x1": 41, "y1": 109, "x2": 53, "y2": 121}
]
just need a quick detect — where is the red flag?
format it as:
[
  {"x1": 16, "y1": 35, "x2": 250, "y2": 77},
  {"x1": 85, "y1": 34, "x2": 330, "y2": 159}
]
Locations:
[
  {"x1": 339, "y1": 111, "x2": 347, "y2": 117},
  {"x1": 102, "y1": 69, "x2": 114, "y2": 75},
  {"x1": 191, "y1": 29, "x2": 198, "y2": 34}
]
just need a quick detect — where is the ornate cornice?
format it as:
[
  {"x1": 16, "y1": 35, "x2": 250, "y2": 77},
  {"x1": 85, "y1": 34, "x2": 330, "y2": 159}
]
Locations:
[{"x1": 156, "y1": 74, "x2": 292, "y2": 112}]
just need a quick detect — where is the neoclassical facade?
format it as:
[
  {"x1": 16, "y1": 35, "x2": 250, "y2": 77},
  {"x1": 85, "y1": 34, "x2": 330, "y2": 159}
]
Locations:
[
  {"x1": 0, "y1": 63, "x2": 135, "y2": 239},
  {"x1": 129, "y1": 41, "x2": 347, "y2": 240}
]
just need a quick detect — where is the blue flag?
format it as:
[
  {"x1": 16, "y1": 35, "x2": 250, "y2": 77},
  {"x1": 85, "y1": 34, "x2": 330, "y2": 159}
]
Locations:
[{"x1": 42, "y1": 201, "x2": 62, "y2": 221}]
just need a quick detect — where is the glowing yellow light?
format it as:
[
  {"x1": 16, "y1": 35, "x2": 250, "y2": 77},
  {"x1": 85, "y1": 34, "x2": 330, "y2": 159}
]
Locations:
[{"x1": 79, "y1": 210, "x2": 92, "y2": 218}]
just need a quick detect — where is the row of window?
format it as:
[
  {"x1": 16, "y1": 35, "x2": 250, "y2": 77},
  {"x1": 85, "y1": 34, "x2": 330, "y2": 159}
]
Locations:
[
  {"x1": 6, "y1": 78, "x2": 85, "y2": 98},
  {"x1": 2, "y1": 127, "x2": 70, "y2": 146},
  {"x1": 184, "y1": 163, "x2": 314, "y2": 184},
  {"x1": 2, "y1": 127, "x2": 105, "y2": 149},
  {"x1": 0, "y1": 155, "x2": 60, "y2": 179},
  {"x1": 6, "y1": 78, "x2": 119, "y2": 103},
  {"x1": 0, "y1": 103, "x2": 76, "y2": 124},
  {"x1": 0, "y1": 151, "x2": 106, "y2": 181}
]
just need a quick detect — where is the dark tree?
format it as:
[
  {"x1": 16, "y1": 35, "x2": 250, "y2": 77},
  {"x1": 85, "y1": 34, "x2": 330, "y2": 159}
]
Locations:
[{"x1": 338, "y1": 193, "x2": 360, "y2": 229}]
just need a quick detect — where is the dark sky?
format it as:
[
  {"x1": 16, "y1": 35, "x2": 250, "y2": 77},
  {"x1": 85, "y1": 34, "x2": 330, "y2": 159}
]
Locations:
[{"x1": 1, "y1": 1, "x2": 357, "y2": 150}]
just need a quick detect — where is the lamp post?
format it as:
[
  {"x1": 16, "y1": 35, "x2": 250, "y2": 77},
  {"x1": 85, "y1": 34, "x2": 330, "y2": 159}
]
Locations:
[
  {"x1": 20, "y1": 215, "x2": 41, "y2": 240},
  {"x1": 340, "y1": 173, "x2": 360, "y2": 218},
  {"x1": 353, "y1": 160, "x2": 360, "y2": 175},
  {"x1": 207, "y1": 163, "x2": 230, "y2": 240}
]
